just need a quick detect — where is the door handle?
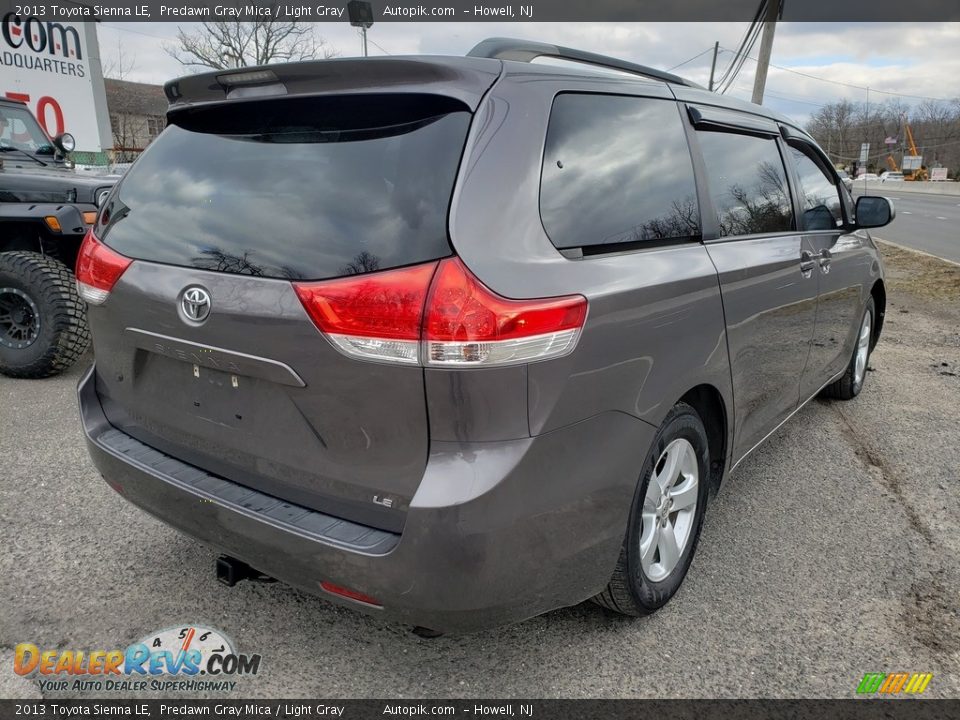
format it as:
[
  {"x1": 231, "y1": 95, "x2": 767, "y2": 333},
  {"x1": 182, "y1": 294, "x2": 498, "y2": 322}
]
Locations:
[
  {"x1": 800, "y1": 251, "x2": 816, "y2": 276},
  {"x1": 819, "y1": 248, "x2": 832, "y2": 272}
]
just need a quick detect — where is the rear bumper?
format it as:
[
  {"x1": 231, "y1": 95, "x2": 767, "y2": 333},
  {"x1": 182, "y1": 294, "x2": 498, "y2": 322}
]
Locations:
[{"x1": 79, "y1": 364, "x2": 653, "y2": 632}]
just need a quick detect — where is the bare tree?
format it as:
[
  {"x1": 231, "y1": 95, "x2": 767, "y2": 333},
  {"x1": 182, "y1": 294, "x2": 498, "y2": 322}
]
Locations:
[
  {"x1": 102, "y1": 38, "x2": 140, "y2": 159},
  {"x1": 806, "y1": 96, "x2": 960, "y2": 177},
  {"x1": 340, "y1": 251, "x2": 381, "y2": 276},
  {"x1": 102, "y1": 37, "x2": 136, "y2": 81},
  {"x1": 166, "y1": 20, "x2": 337, "y2": 71}
]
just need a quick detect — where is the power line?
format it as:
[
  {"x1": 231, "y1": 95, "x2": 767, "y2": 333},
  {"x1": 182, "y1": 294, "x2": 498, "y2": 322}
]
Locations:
[
  {"x1": 666, "y1": 46, "x2": 715, "y2": 72},
  {"x1": 714, "y1": 0, "x2": 765, "y2": 94},
  {"x1": 723, "y1": 78, "x2": 830, "y2": 108},
  {"x1": 715, "y1": 2, "x2": 762, "y2": 85},
  {"x1": 763, "y1": 90, "x2": 828, "y2": 108},
  {"x1": 366, "y1": 37, "x2": 391, "y2": 56},
  {"x1": 720, "y1": 46, "x2": 956, "y2": 103},
  {"x1": 828, "y1": 137, "x2": 960, "y2": 162},
  {"x1": 717, "y1": 21, "x2": 762, "y2": 94}
]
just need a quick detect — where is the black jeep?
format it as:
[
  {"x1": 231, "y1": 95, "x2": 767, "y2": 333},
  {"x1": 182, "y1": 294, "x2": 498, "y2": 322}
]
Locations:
[{"x1": 0, "y1": 97, "x2": 117, "y2": 378}]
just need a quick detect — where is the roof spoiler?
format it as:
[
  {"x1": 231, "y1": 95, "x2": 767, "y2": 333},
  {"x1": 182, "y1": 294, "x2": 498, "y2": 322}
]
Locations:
[
  {"x1": 467, "y1": 37, "x2": 703, "y2": 89},
  {"x1": 163, "y1": 57, "x2": 503, "y2": 115}
]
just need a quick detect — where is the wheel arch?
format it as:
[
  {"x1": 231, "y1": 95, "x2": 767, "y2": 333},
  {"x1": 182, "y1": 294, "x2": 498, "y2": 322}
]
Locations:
[
  {"x1": 0, "y1": 221, "x2": 80, "y2": 269},
  {"x1": 677, "y1": 384, "x2": 728, "y2": 495}
]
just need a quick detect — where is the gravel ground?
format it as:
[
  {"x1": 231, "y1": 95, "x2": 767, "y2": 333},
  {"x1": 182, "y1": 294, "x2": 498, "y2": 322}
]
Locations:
[{"x1": 1, "y1": 241, "x2": 957, "y2": 699}]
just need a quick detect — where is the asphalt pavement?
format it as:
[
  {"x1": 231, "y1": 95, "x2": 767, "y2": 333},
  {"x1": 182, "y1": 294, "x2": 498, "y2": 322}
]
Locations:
[
  {"x1": 854, "y1": 188, "x2": 960, "y2": 263},
  {"x1": 1, "y1": 246, "x2": 958, "y2": 700}
]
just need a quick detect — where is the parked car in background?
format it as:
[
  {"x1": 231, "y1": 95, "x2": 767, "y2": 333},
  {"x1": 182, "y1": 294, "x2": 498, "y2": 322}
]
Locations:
[
  {"x1": 858, "y1": 172, "x2": 879, "y2": 181},
  {"x1": 77, "y1": 39, "x2": 894, "y2": 633},
  {"x1": 880, "y1": 171, "x2": 904, "y2": 182}
]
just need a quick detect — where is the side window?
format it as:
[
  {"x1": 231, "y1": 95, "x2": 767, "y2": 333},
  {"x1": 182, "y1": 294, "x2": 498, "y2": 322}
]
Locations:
[
  {"x1": 789, "y1": 146, "x2": 843, "y2": 230},
  {"x1": 540, "y1": 94, "x2": 700, "y2": 250},
  {"x1": 697, "y1": 131, "x2": 793, "y2": 237}
]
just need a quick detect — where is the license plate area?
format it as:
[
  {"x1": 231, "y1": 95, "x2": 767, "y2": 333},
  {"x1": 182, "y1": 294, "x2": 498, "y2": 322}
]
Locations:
[
  {"x1": 134, "y1": 351, "x2": 270, "y2": 431},
  {"x1": 185, "y1": 361, "x2": 250, "y2": 428}
]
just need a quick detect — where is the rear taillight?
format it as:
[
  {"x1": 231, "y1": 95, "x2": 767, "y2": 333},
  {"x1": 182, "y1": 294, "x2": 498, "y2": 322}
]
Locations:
[
  {"x1": 423, "y1": 257, "x2": 587, "y2": 366},
  {"x1": 75, "y1": 229, "x2": 132, "y2": 305},
  {"x1": 294, "y1": 262, "x2": 438, "y2": 365},
  {"x1": 294, "y1": 257, "x2": 587, "y2": 367}
]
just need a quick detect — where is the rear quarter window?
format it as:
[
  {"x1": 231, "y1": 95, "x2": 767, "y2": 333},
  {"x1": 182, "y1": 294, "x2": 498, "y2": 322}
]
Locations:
[
  {"x1": 99, "y1": 94, "x2": 471, "y2": 281},
  {"x1": 539, "y1": 93, "x2": 701, "y2": 251}
]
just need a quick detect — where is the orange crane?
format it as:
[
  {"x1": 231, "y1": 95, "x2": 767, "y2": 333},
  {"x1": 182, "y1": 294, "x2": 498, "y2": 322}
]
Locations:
[{"x1": 903, "y1": 123, "x2": 928, "y2": 181}]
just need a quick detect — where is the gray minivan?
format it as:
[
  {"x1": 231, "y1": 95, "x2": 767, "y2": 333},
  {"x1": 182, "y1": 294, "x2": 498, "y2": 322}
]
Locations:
[{"x1": 77, "y1": 39, "x2": 893, "y2": 633}]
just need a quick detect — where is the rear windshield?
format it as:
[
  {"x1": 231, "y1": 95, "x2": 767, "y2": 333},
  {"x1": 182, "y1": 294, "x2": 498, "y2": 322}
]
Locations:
[{"x1": 99, "y1": 94, "x2": 471, "y2": 280}]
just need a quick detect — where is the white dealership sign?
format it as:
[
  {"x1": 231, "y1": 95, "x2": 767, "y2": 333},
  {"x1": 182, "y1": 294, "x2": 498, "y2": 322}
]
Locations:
[{"x1": 0, "y1": 12, "x2": 112, "y2": 151}]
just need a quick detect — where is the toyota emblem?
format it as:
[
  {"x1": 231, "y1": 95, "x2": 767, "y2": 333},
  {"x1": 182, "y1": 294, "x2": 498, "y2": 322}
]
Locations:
[{"x1": 181, "y1": 287, "x2": 212, "y2": 323}]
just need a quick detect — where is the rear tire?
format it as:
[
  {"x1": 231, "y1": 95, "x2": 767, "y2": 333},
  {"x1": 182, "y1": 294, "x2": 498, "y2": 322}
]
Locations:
[
  {"x1": 821, "y1": 297, "x2": 875, "y2": 401},
  {"x1": 593, "y1": 402, "x2": 710, "y2": 616},
  {"x1": 0, "y1": 251, "x2": 90, "y2": 378}
]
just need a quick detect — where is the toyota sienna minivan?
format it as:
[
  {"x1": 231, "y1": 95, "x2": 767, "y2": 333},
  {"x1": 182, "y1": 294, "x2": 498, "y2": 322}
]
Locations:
[{"x1": 77, "y1": 39, "x2": 894, "y2": 633}]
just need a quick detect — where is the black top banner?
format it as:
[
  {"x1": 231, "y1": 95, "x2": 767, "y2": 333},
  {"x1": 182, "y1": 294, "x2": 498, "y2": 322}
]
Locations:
[
  {"x1": 2, "y1": 700, "x2": 960, "y2": 720},
  {"x1": 3, "y1": 0, "x2": 960, "y2": 22}
]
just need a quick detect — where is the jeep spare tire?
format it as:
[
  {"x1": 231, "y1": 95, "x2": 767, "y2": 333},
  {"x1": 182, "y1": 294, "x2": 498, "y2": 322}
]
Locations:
[{"x1": 0, "y1": 252, "x2": 90, "y2": 378}]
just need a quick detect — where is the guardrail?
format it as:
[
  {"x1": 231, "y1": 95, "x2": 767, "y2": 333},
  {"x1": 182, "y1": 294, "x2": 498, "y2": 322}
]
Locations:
[{"x1": 854, "y1": 180, "x2": 960, "y2": 196}]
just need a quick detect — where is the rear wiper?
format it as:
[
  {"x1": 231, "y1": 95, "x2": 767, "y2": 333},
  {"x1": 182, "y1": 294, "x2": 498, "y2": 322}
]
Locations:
[{"x1": 0, "y1": 146, "x2": 48, "y2": 166}]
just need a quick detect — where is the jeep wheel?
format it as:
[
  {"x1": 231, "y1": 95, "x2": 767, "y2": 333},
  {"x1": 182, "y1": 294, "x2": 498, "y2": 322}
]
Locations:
[{"x1": 0, "y1": 251, "x2": 90, "y2": 378}]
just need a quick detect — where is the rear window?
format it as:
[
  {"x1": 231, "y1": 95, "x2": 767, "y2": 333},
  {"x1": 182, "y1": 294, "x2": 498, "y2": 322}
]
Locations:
[
  {"x1": 99, "y1": 94, "x2": 471, "y2": 280},
  {"x1": 540, "y1": 93, "x2": 701, "y2": 251}
]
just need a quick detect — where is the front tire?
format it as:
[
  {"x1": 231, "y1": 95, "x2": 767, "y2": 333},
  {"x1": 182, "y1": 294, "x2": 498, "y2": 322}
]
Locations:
[
  {"x1": 821, "y1": 297, "x2": 875, "y2": 401},
  {"x1": 593, "y1": 402, "x2": 711, "y2": 616},
  {"x1": 0, "y1": 251, "x2": 90, "y2": 379}
]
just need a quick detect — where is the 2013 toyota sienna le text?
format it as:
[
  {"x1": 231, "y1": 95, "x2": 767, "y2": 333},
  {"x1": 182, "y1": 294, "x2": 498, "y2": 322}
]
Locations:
[{"x1": 77, "y1": 39, "x2": 894, "y2": 633}]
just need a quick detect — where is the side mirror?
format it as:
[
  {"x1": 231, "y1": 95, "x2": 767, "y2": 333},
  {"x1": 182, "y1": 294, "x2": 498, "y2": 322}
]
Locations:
[
  {"x1": 54, "y1": 132, "x2": 75, "y2": 154},
  {"x1": 855, "y1": 196, "x2": 894, "y2": 229}
]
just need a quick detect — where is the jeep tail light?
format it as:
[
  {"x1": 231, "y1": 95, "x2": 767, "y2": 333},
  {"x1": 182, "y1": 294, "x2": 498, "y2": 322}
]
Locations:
[
  {"x1": 294, "y1": 257, "x2": 587, "y2": 367},
  {"x1": 75, "y1": 229, "x2": 132, "y2": 305}
]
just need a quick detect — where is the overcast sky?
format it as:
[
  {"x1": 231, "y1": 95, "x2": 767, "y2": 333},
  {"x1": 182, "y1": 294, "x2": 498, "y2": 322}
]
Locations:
[{"x1": 96, "y1": 22, "x2": 960, "y2": 123}]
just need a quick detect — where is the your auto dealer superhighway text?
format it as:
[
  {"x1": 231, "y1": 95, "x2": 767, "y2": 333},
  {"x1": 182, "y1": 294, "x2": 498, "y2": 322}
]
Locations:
[{"x1": 40, "y1": 704, "x2": 340, "y2": 716}]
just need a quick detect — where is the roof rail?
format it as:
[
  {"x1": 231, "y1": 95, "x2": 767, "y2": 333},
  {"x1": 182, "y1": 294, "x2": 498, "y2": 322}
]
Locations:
[{"x1": 466, "y1": 37, "x2": 701, "y2": 88}]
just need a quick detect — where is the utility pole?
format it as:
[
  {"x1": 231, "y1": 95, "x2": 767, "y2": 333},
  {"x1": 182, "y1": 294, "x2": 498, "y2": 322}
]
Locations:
[
  {"x1": 751, "y1": 0, "x2": 780, "y2": 105},
  {"x1": 864, "y1": 87, "x2": 869, "y2": 172},
  {"x1": 347, "y1": 0, "x2": 374, "y2": 58},
  {"x1": 708, "y1": 41, "x2": 720, "y2": 92}
]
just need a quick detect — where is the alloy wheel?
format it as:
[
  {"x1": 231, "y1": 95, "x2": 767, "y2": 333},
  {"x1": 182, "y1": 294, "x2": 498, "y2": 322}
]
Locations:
[
  {"x1": 640, "y1": 438, "x2": 700, "y2": 582},
  {"x1": 854, "y1": 310, "x2": 872, "y2": 387}
]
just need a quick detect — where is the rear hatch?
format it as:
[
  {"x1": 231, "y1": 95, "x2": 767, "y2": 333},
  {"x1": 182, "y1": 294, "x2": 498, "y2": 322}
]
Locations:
[{"x1": 86, "y1": 82, "x2": 487, "y2": 533}]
